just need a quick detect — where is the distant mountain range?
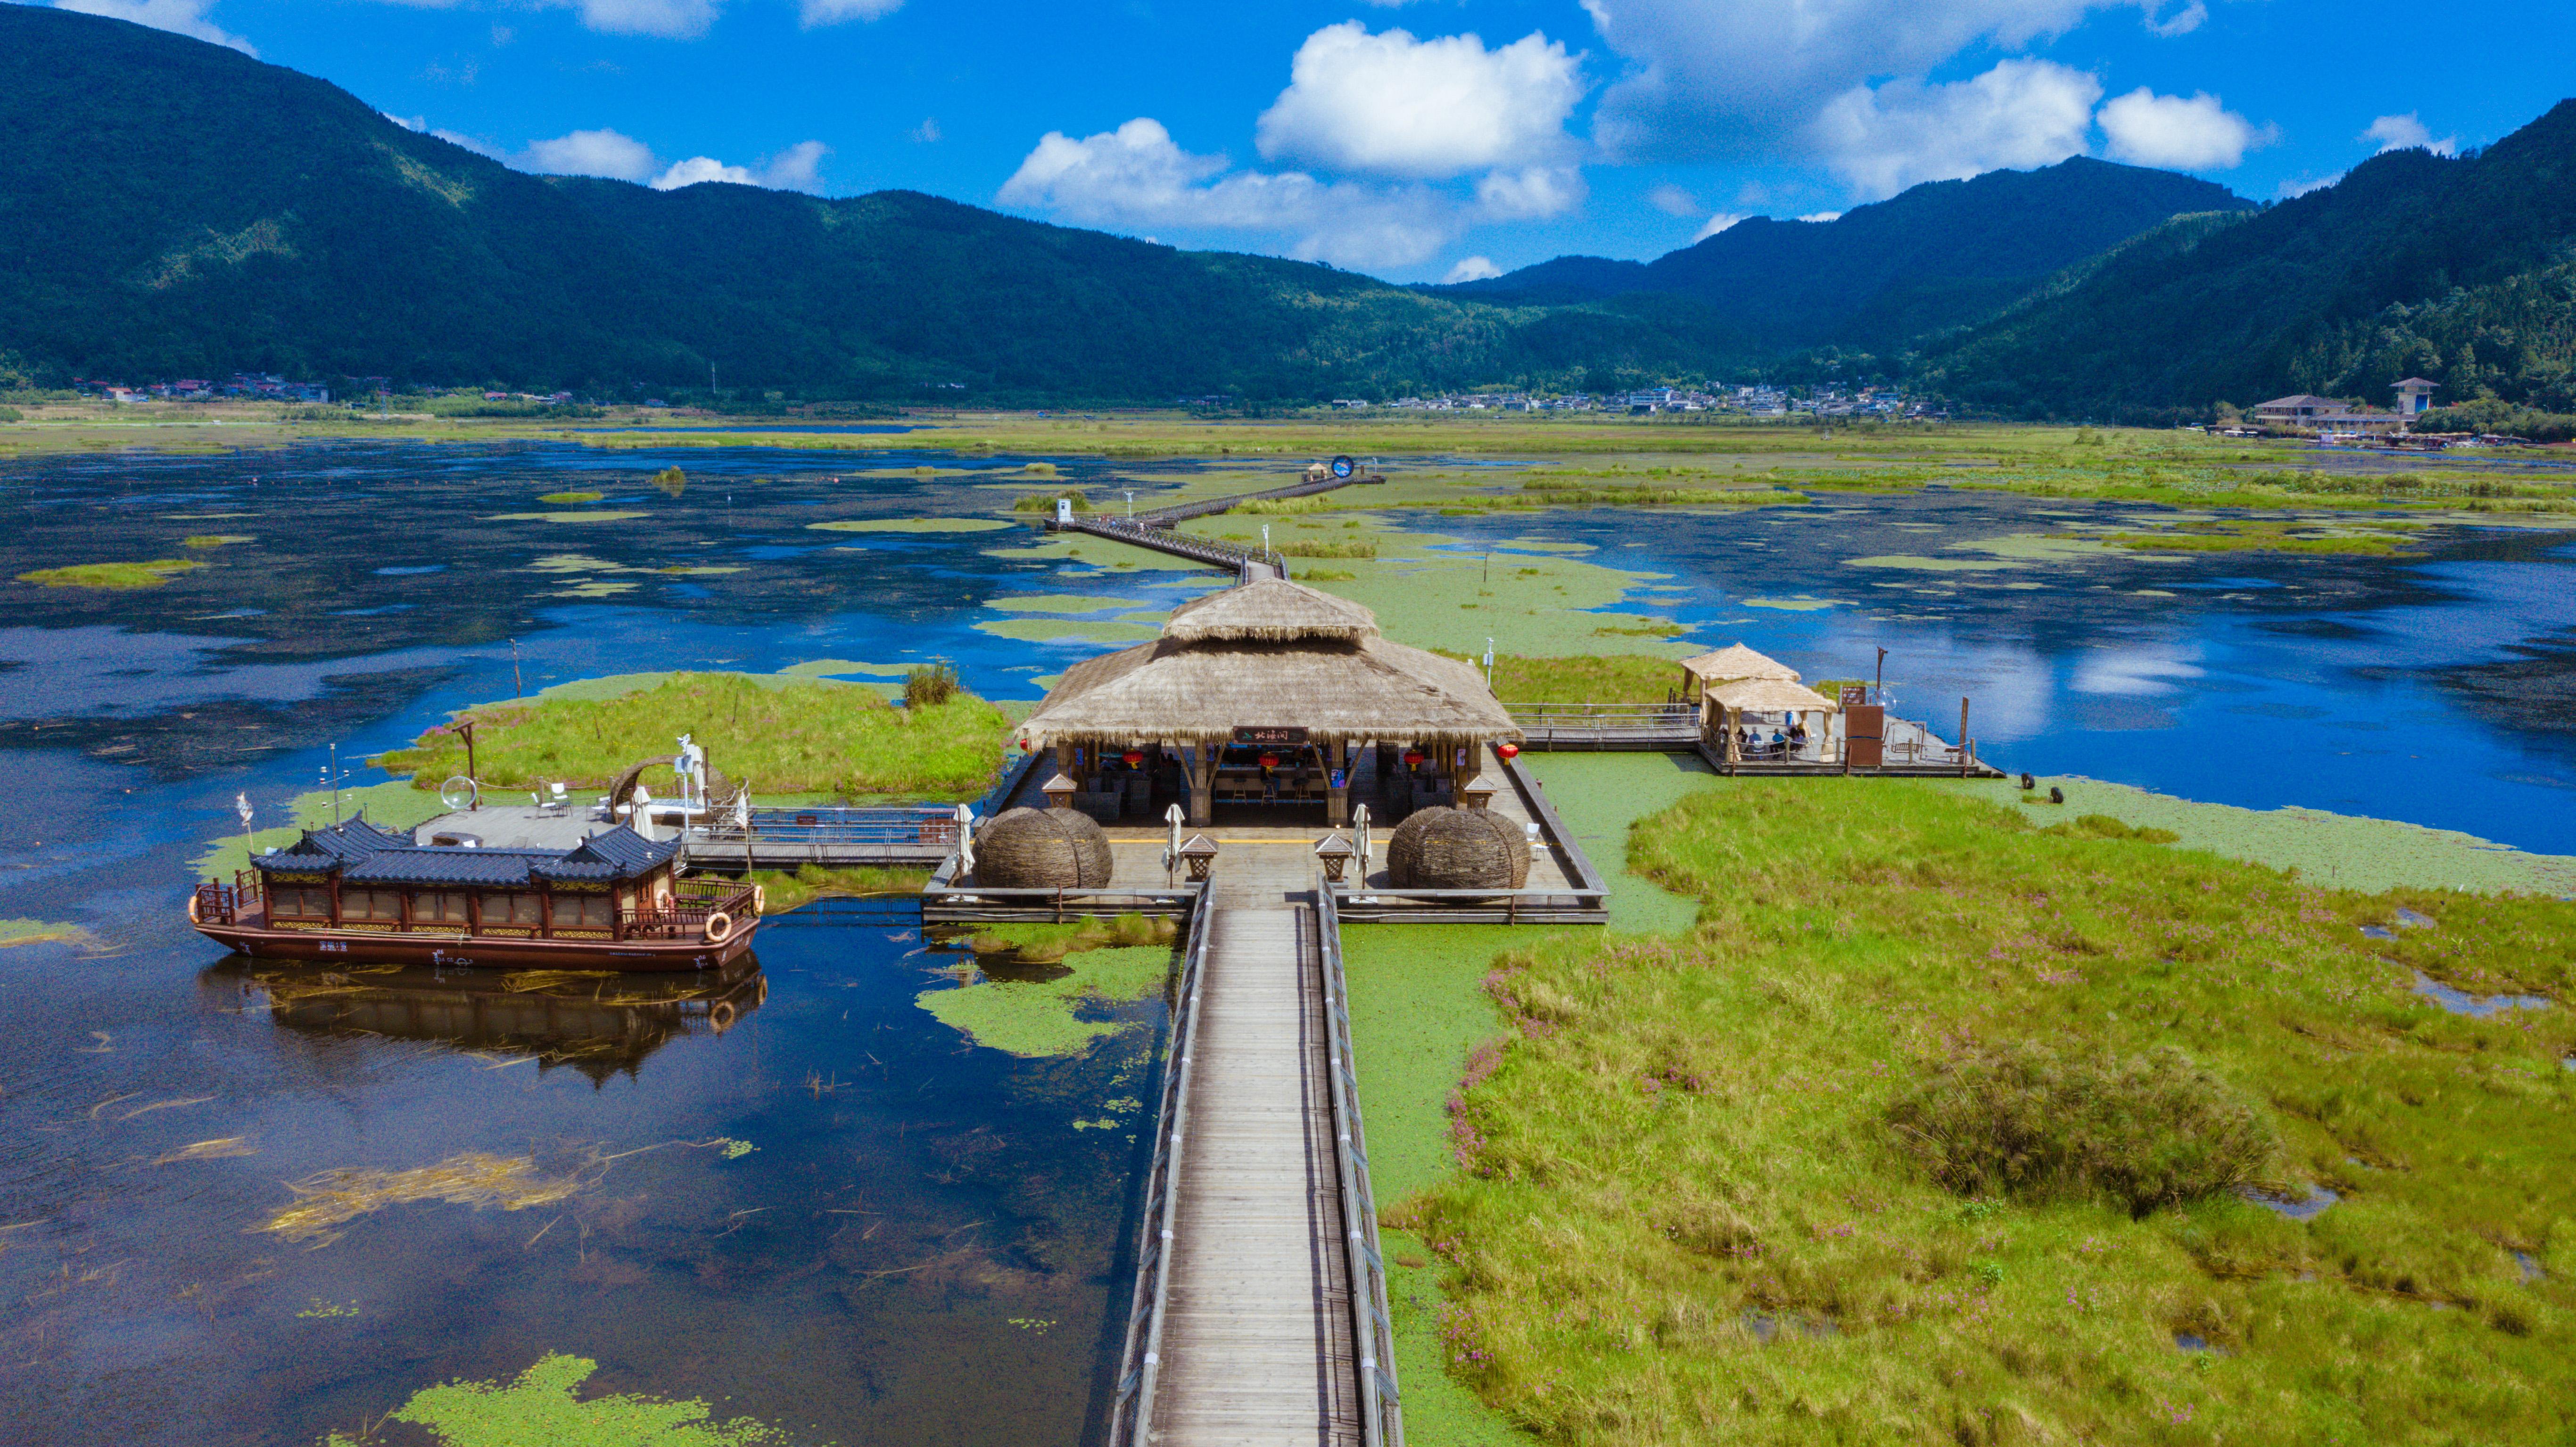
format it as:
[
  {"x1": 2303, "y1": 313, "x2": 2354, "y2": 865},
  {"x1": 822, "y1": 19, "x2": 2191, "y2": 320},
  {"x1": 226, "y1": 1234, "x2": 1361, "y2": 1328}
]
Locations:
[
  {"x1": 2, "y1": 5, "x2": 2570, "y2": 418},
  {"x1": 1424, "y1": 160, "x2": 2251, "y2": 356}
]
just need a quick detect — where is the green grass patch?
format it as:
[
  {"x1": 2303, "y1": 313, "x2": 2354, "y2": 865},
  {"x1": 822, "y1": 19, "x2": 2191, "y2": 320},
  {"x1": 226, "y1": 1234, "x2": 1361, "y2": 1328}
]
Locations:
[
  {"x1": 1277, "y1": 538, "x2": 1378, "y2": 559},
  {"x1": 1449, "y1": 652, "x2": 1690, "y2": 706},
  {"x1": 744, "y1": 863, "x2": 932, "y2": 913},
  {"x1": 1401, "y1": 779, "x2": 2576, "y2": 1445},
  {"x1": 376, "y1": 672, "x2": 1011, "y2": 800},
  {"x1": 0, "y1": 919, "x2": 94, "y2": 950},
  {"x1": 16, "y1": 558, "x2": 204, "y2": 589}
]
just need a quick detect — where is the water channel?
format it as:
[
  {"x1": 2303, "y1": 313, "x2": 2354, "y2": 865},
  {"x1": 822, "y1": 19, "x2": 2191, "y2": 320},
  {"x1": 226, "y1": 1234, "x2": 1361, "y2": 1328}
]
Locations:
[{"x1": 0, "y1": 439, "x2": 2571, "y2": 1443}]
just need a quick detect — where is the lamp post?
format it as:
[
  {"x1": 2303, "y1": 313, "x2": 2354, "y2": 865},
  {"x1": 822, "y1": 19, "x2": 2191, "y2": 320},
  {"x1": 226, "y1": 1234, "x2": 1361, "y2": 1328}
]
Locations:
[{"x1": 1123, "y1": 490, "x2": 1134, "y2": 518}]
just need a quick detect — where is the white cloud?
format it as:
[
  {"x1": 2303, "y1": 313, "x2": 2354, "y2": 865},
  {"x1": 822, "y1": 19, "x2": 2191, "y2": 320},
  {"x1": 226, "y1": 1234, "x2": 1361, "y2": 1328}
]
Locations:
[
  {"x1": 1645, "y1": 183, "x2": 1699, "y2": 216},
  {"x1": 910, "y1": 117, "x2": 941, "y2": 144},
  {"x1": 2098, "y1": 87, "x2": 2269, "y2": 169},
  {"x1": 385, "y1": 112, "x2": 428, "y2": 132},
  {"x1": 999, "y1": 116, "x2": 1458, "y2": 270},
  {"x1": 1582, "y1": 0, "x2": 2180, "y2": 163},
  {"x1": 523, "y1": 128, "x2": 659, "y2": 182},
  {"x1": 1444, "y1": 256, "x2": 1504, "y2": 283},
  {"x1": 2277, "y1": 171, "x2": 2341, "y2": 198},
  {"x1": 1809, "y1": 58, "x2": 2101, "y2": 199},
  {"x1": 758, "y1": 139, "x2": 829, "y2": 190},
  {"x1": 1693, "y1": 212, "x2": 1747, "y2": 240},
  {"x1": 2139, "y1": 0, "x2": 2205, "y2": 35},
  {"x1": 1797, "y1": 211, "x2": 1843, "y2": 222},
  {"x1": 1473, "y1": 166, "x2": 1585, "y2": 220},
  {"x1": 2363, "y1": 112, "x2": 2457, "y2": 157},
  {"x1": 551, "y1": 0, "x2": 720, "y2": 39},
  {"x1": 799, "y1": 0, "x2": 900, "y2": 25},
  {"x1": 653, "y1": 156, "x2": 754, "y2": 189},
  {"x1": 433, "y1": 128, "x2": 506, "y2": 160},
  {"x1": 55, "y1": 0, "x2": 254, "y2": 54},
  {"x1": 1255, "y1": 22, "x2": 1584, "y2": 179}
]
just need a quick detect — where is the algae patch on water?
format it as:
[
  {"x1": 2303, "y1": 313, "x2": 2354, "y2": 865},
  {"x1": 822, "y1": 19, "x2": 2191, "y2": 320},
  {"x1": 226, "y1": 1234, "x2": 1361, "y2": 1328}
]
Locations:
[
  {"x1": 983, "y1": 593, "x2": 1150, "y2": 614},
  {"x1": 0, "y1": 919, "x2": 95, "y2": 951},
  {"x1": 16, "y1": 558, "x2": 206, "y2": 589},
  {"x1": 918, "y1": 926, "x2": 1173, "y2": 1058},
  {"x1": 321, "y1": 1352, "x2": 792, "y2": 1447},
  {"x1": 806, "y1": 517, "x2": 1014, "y2": 533}
]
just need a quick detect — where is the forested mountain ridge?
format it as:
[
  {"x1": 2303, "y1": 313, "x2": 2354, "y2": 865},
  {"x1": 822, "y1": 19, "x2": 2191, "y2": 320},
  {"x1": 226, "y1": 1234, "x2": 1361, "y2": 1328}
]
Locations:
[
  {"x1": 1919, "y1": 101, "x2": 2576, "y2": 421},
  {"x1": 0, "y1": 7, "x2": 1742, "y2": 399},
  {"x1": 1429, "y1": 160, "x2": 2251, "y2": 353}
]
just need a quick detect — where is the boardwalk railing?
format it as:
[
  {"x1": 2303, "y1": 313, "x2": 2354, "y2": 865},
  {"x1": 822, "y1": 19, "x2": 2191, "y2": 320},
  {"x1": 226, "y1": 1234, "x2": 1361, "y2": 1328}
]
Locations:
[
  {"x1": 1062, "y1": 515, "x2": 1285, "y2": 577},
  {"x1": 1506, "y1": 701, "x2": 1698, "y2": 750},
  {"x1": 1316, "y1": 875, "x2": 1404, "y2": 1447},
  {"x1": 1106, "y1": 888, "x2": 1217, "y2": 1447}
]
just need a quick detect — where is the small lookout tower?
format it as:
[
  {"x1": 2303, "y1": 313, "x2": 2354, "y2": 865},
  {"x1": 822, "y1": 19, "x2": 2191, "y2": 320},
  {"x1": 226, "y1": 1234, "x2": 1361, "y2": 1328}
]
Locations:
[{"x1": 2393, "y1": 377, "x2": 2440, "y2": 426}]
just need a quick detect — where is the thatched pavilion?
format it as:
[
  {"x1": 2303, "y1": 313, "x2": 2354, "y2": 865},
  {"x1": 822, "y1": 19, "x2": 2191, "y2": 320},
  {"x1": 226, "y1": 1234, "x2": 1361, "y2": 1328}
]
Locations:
[
  {"x1": 1704, "y1": 675, "x2": 1841, "y2": 764},
  {"x1": 1676, "y1": 643, "x2": 1801, "y2": 702},
  {"x1": 1016, "y1": 576, "x2": 1521, "y2": 825}
]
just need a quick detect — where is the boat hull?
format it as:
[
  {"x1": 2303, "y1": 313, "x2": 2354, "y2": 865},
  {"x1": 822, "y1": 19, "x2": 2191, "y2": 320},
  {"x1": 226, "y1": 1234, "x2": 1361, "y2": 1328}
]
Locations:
[{"x1": 190, "y1": 920, "x2": 760, "y2": 972}]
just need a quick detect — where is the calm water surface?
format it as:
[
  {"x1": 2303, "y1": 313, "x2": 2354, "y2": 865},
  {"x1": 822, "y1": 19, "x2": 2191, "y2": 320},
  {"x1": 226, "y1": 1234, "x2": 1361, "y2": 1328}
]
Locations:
[{"x1": 1, "y1": 440, "x2": 2574, "y2": 1443}]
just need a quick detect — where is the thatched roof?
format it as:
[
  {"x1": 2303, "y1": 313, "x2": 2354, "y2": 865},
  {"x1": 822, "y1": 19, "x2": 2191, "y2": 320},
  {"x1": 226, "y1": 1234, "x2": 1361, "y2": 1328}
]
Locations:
[
  {"x1": 1021, "y1": 578, "x2": 1518, "y2": 749},
  {"x1": 1163, "y1": 576, "x2": 1377, "y2": 643},
  {"x1": 1679, "y1": 643, "x2": 1800, "y2": 683},
  {"x1": 1706, "y1": 676, "x2": 1840, "y2": 714}
]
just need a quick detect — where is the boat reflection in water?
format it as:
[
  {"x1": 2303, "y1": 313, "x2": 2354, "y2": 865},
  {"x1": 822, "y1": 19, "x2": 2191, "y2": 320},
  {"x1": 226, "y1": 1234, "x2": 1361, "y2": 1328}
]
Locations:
[{"x1": 201, "y1": 954, "x2": 767, "y2": 1084}]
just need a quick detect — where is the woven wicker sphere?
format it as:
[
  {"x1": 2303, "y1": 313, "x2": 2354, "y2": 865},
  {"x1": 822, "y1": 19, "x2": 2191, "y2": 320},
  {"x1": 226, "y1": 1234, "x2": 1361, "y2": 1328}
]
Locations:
[
  {"x1": 1385, "y1": 806, "x2": 1528, "y2": 890},
  {"x1": 973, "y1": 807, "x2": 1114, "y2": 888}
]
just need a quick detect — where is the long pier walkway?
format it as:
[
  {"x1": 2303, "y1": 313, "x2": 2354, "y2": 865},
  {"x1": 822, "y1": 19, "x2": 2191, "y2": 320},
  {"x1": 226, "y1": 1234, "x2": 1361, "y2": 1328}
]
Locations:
[
  {"x1": 1053, "y1": 465, "x2": 1382, "y2": 581},
  {"x1": 1110, "y1": 847, "x2": 1399, "y2": 1447}
]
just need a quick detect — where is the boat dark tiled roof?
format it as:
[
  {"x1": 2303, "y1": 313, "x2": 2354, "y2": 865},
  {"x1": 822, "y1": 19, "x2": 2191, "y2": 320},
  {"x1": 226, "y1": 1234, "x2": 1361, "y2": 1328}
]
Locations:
[{"x1": 250, "y1": 822, "x2": 677, "y2": 888}]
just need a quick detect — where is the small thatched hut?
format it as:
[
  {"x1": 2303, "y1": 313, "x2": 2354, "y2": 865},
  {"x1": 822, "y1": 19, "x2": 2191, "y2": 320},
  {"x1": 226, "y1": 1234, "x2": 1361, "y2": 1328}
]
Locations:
[
  {"x1": 1385, "y1": 806, "x2": 1529, "y2": 889},
  {"x1": 973, "y1": 807, "x2": 1114, "y2": 888},
  {"x1": 1676, "y1": 643, "x2": 1801, "y2": 702},
  {"x1": 1017, "y1": 575, "x2": 1521, "y2": 824},
  {"x1": 1704, "y1": 675, "x2": 1841, "y2": 764}
]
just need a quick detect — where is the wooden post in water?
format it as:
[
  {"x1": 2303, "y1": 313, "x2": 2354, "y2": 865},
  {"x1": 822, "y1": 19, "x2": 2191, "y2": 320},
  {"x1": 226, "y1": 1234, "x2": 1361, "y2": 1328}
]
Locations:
[{"x1": 1958, "y1": 698, "x2": 1970, "y2": 777}]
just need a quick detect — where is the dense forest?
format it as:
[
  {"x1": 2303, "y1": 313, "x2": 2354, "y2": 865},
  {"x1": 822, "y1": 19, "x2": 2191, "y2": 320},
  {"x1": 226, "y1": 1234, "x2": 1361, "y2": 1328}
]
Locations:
[{"x1": 1918, "y1": 102, "x2": 2576, "y2": 422}]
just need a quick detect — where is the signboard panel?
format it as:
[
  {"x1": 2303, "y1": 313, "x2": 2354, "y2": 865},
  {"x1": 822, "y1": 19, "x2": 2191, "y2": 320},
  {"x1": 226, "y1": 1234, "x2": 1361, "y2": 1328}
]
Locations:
[
  {"x1": 1231, "y1": 725, "x2": 1310, "y2": 746},
  {"x1": 1840, "y1": 684, "x2": 1868, "y2": 707}
]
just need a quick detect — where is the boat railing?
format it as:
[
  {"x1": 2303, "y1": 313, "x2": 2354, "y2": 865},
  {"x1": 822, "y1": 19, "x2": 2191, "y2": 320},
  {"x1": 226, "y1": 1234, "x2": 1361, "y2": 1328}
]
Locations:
[{"x1": 628, "y1": 880, "x2": 761, "y2": 939}]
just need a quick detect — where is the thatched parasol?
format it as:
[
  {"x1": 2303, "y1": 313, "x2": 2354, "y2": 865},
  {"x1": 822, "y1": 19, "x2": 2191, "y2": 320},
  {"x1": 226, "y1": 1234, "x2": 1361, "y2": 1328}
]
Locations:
[
  {"x1": 1704, "y1": 677, "x2": 1840, "y2": 715},
  {"x1": 1386, "y1": 806, "x2": 1529, "y2": 889},
  {"x1": 1678, "y1": 643, "x2": 1801, "y2": 685},
  {"x1": 972, "y1": 807, "x2": 1113, "y2": 888},
  {"x1": 1163, "y1": 576, "x2": 1377, "y2": 643}
]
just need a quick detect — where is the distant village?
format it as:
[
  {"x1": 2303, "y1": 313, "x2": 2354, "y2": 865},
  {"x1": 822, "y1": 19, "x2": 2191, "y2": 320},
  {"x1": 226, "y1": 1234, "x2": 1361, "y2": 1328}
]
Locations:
[{"x1": 1337, "y1": 384, "x2": 1938, "y2": 418}]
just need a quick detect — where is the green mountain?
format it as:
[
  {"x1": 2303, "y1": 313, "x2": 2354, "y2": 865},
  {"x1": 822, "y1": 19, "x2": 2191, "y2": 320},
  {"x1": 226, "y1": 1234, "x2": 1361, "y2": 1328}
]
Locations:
[
  {"x1": 1919, "y1": 102, "x2": 2576, "y2": 422},
  {"x1": 1430, "y1": 160, "x2": 2252, "y2": 353},
  {"x1": 0, "y1": 7, "x2": 1742, "y2": 401}
]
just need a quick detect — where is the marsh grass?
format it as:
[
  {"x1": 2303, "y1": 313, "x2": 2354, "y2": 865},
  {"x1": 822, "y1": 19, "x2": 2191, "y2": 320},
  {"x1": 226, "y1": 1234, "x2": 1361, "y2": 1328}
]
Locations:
[
  {"x1": 1440, "y1": 652, "x2": 1687, "y2": 705},
  {"x1": 16, "y1": 558, "x2": 204, "y2": 589},
  {"x1": 1277, "y1": 538, "x2": 1377, "y2": 558},
  {"x1": 537, "y1": 490, "x2": 603, "y2": 505},
  {"x1": 378, "y1": 672, "x2": 1010, "y2": 799},
  {"x1": 745, "y1": 863, "x2": 932, "y2": 913},
  {"x1": 1405, "y1": 780, "x2": 2576, "y2": 1445}
]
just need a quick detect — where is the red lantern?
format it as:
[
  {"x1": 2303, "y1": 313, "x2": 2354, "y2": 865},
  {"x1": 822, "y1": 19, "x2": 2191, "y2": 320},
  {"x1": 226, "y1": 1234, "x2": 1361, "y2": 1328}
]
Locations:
[
  {"x1": 1402, "y1": 748, "x2": 1424, "y2": 767},
  {"x1": 1497, "y1": 743, "x2": 1520, "y2": 761},
  {"x1": 1123, "y1": 749, "x2": 1145, "y2": 766},
  {"x1": 1258, "y1": 752, "x2": 1280, "y2": 770}
]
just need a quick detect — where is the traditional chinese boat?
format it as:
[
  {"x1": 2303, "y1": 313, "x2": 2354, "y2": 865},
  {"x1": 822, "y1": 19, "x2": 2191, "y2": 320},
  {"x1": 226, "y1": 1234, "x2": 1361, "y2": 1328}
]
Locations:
[{"x1": 188, "y1": 818, "x2": 760, "y2": 971}]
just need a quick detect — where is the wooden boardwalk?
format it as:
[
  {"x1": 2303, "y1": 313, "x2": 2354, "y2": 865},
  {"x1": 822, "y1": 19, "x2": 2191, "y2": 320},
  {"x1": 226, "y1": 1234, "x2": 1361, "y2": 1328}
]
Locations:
[{"x1": 1109, "y1": 846, "x2": 1396, "y2": 1447}]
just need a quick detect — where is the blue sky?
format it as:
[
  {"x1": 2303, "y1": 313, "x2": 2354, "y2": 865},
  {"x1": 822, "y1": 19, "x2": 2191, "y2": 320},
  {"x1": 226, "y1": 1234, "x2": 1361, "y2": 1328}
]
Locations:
[{"x1": 46, "y1": 0, "x2": 2576, "y2": 283}]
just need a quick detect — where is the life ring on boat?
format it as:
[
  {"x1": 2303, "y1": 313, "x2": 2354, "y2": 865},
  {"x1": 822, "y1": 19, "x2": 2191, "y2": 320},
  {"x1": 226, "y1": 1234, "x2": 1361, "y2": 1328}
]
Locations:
[
  {"x1": 702, "y1": 911, "x2": 735, "y2": 945},
  {"x1": 751, "y1": 885, "x2": 766, "y2": 914},
  {"x1": 186, "y1": 892, "x2": 201, "y2": 925}
]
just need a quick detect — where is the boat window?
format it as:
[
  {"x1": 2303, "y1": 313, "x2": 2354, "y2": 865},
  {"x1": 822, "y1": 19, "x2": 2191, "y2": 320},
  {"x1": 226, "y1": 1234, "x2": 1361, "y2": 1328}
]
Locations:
[
  {"x1": 351, "y1": 890, "x2": 404, "y2": 921},
  {"x1": 417, "y1": 892, "x2": 471, "y2": 924},
  {"x1": 559, "y1": 895, "x2": 614, "y2": 929},
  {"x1": 493, "y1": 893, "x2": 543, "y2": 925},
  {"x1": 272, "y1": 887, "x2": 330, "y2": 918}
]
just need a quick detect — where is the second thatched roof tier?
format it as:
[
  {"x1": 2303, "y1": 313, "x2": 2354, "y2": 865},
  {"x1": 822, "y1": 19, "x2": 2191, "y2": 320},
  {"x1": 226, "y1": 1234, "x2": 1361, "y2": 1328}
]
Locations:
[
  {"x1": 1019, "y1": 577, "x2": 1520, "y2": 750},
  {"x1": 1679, "y1": 643, "x2": 1800, "y2": 684}
]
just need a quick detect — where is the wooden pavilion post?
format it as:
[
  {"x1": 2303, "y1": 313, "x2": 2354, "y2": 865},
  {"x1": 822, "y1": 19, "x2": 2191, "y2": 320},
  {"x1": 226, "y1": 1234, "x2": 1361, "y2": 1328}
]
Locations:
[{"x1": 1326, "y1": 737, "x2": 1349, "y2": 826}]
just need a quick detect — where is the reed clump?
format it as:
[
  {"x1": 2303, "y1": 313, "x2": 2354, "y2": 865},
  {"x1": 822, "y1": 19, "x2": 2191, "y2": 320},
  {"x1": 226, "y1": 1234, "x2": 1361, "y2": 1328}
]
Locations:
[{"x1": 258, "y1": 1151, "x2": 588, "y2": 1246}]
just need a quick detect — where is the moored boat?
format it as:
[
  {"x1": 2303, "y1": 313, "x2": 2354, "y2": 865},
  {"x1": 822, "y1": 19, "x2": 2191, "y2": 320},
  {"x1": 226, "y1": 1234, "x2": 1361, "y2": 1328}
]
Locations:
[{"x1": 189, "y1": 818, "x2": 760, "y2": 971}]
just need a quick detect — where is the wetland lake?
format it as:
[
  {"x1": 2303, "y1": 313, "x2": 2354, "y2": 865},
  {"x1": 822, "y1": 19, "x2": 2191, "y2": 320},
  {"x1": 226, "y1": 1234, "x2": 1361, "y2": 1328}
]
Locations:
[{"x1": 2, "y1": 439, "x2": 2574, "y2": 1444}]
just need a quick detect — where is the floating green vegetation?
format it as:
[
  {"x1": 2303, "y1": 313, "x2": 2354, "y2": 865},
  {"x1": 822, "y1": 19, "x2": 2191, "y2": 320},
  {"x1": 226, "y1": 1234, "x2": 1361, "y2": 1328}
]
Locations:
[
  {"x1": 983, "y1": 593, "x2": 1150, "y2": 614},
  {"x1": 807, "y1": 517, "x2": 1016, "y2": 533},
  {"x1": 1842, "y1": 554, "x2": 2024, "y2": 572},
  {"x1": 16, "y1": 558, "x2": 205, "y2": 589},
  {"x1": 554, "y1": 579, "x2": 638, "y2": 598},
  {"x1": 2107, "y1": 521, "x2": 2419, "y2": 556},
  {"x1": 0, "y1": 919, "x2": 94, "y2": 951},
  {"x1": 481, "y1": 511, "x2": 652, "y2": 524},
  {"x1": 1741, "y1": 596, "x2": 1839, "y2": 610},
  {"x1": 1590, "y1": 620, "x2": 1685, "y2": 637},
  {"x1": 262, "y1": 1151, "x2": 586, "y2": 1247},
  {"x1": 650, "y1": 466, "x2": 687, "y2": 497},
  {"x1": 1939, "y1": 774, "x2": 2576, "y2": 896},
  {"x1": 1399, "y1": 779, "x2": 2576, "y2": 1446},
  {"x1": 537, "y1": 491, "x2": 604, "y2": 505},
  {"x1": 774, "y1": 659, "x2": 911, "y2": 681},
  {"x1": 197, "y1": 779, "x2": 452, "y2": 880},
  {"x1": 1298, "y1": 567, "x2": 1358, "y2": 581},
  {"x1": 378, "y1": 671, "x2": 1012, "y2": 799},
  {"x1": 181, "y1": 534, "x2": 254, "y2": 547},
  {"x1": 973, "y1": 617, "x2": 1162, "y2": 644},
  {"x1": 917, "y1": 924, "x2": 1174, "y2": 1058},
  {"x1": 321, "y1": 1352, "x2": 792, "y2": 1447}
]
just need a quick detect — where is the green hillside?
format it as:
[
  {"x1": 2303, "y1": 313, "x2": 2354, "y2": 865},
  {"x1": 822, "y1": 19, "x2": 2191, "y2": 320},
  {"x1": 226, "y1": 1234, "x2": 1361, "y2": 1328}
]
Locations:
[
  {"x1": 0, "y1": 7, "x2": 1741, "y2": 401},
  {"x1": 1432, "y1": 159, "x2": 2251, "y2": 353},
  {"x1": 1920, "y1": 101, "x2": 2576, "y2": 421}
]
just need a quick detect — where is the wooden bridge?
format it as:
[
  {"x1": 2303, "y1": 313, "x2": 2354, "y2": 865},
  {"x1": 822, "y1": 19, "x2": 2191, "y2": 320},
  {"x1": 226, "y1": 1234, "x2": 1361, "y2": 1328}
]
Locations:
[
  {"x1": 1051, "y1": 464, "x2": 1383, "y2": 580},
  {"x1": 1107, "y1": 855, "x2": 1400, "y2": 1447}
]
